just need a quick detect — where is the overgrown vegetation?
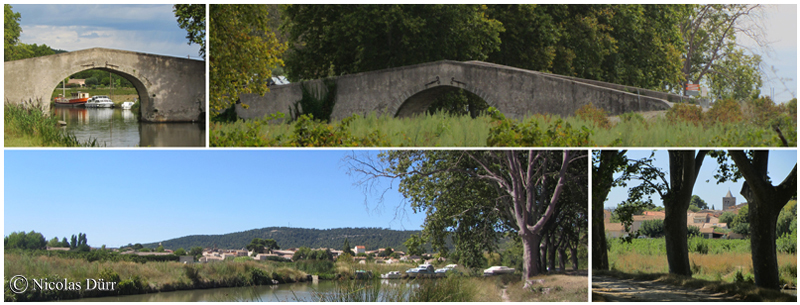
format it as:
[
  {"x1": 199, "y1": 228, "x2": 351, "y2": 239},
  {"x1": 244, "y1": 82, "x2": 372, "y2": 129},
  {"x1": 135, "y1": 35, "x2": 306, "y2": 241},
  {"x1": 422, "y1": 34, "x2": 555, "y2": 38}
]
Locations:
[
  {"x1": 606, "y1": 238, "x2": 797, "y2": 287},
  {"x1": 211, "y1": 97, "x2": 796, "y2": 147},
  {"x1": 4, "y1": 102, "x2": 99, "y2": 147}
]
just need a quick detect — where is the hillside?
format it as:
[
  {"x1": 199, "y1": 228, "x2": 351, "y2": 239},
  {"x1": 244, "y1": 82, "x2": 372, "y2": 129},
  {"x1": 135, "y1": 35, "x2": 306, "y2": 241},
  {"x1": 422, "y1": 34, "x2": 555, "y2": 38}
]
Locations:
[{"x1": 141, "y1": 227, "x2": 423, "y2": 251}]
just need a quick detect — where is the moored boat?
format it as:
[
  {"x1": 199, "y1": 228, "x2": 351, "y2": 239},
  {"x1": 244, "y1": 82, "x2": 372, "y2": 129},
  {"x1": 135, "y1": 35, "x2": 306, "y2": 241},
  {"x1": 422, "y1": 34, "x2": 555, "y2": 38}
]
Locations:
[
  {"x1": 86, "y1": 95, "x2": 114, "y2": 108},
  {"x1": 121, "y1": 101, "x2": 135, "y2": 109},
  {"x1": 483, "y1": 266, "x2": 515, "y2": 276},
  {"x1": 380, "y1": 271, "x2": 402, "y2": 279},
  {"x1": 55, "y1": 92, "x2": 89, "y2": 107}
]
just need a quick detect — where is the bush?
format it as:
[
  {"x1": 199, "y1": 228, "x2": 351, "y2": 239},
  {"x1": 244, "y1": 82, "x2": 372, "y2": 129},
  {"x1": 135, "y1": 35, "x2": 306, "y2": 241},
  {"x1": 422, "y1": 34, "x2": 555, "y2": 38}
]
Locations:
[
  {"x1": 666, "y1": 103, "x2": 703, "y2": 125},
  {"x1": 575, "y1": 104, "x2": 611, "y2": 129},
  {"x1": 705, "y1": 99, "x2": 743, "y2": 124},
  {"x1": 117, "y1": 275, "x2": 147, "y2": 295},
  {"x1": 486, "y1": 108, "x2": 592, "y2": 147}
]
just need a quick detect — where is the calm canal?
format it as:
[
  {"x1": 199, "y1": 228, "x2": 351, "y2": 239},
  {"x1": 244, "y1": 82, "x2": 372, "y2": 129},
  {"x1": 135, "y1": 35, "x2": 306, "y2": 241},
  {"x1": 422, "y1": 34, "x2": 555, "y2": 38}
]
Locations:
[
  {"x1": 65, "y1": 280, "x2": 417, "y2": 302},
  {"x1": 52, "y1": 107, "x2": 205, "y2": 147}
]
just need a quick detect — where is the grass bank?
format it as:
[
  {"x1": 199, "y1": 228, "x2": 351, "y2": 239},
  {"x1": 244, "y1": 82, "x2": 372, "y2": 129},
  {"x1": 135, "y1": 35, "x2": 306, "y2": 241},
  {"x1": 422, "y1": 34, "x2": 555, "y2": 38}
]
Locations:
[
  {"x1": 210, "y1": 98, "x2": 796, "y2": 147},
  {"x1": 4, "y1": 251, "x2": 309, "y2": 301},
  {"x1": 4, "y1": 102, "x2": 99, "y2": 147}
]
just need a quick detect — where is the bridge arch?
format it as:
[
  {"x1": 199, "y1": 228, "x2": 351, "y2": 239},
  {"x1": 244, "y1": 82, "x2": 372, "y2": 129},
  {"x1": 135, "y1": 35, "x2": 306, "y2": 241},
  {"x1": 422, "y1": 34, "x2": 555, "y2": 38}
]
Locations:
[
  {"x1": 393, "y1": 83, "x2": 494, "y2": 118},
  {"x1": 5, "y1": 48, "x2": 205, "y2": 122}
]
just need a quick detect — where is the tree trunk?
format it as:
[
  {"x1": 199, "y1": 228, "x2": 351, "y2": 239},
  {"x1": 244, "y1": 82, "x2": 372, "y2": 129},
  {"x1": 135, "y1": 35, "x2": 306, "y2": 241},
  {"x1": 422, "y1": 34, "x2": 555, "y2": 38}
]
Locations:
[
  {"x1": 539, "y1": 235, "x2": 548, "y2": 272},
  {"x1": 592, "y1": 150, "x2": 622, "y2": 270},
  {"x1": 747, "y1": 186, "x2": 781, "y2": 289},
  {"x1": 521, "y1": 233, "x2": 543, "y2": 280},
  {"x1": 730, "y1": 151, "x2": 797, "y2": 290},
  {"x1": 662, "y1": 150, "x2": 707, "y2": 276},
  {"x1": 558, "y1": 247, "x2": 567, "y2": 271},
  {"x1": 548, "y1": 234, "x2": 557, "y2": 272},
  {"x1": 570, "y1": 246, "x2": 579, "y2": 271}
]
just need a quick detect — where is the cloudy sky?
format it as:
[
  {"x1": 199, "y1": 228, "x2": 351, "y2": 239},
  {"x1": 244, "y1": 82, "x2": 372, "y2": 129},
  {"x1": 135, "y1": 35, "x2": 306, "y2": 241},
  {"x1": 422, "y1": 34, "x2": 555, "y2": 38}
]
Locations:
[{"x1": 12, "y1": 4, "x2": 202, "y2": 59}]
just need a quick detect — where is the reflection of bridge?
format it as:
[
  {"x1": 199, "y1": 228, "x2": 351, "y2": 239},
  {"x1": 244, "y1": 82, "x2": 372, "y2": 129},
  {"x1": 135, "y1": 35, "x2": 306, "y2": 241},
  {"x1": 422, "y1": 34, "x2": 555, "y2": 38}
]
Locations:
[
  {"x1": 4, "y1": 48, "x2": 205, "y2": 122},
  {"x1": 237, "y1": 60, "x2": 686, "y2": 121}
]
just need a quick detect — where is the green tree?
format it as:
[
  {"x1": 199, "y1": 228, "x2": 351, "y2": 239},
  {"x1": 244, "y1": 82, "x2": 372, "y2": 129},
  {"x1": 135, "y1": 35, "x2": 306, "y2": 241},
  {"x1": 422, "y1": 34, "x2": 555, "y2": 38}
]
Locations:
[
  {"x1": 776, "y1": 200, "x2": 796, "y2": 237},
  {"x1": 155, "y1": 245, "x2": 165, "y2": 252},
  {"x1": 639, "y1": 219, "x2": 665, "y2": 238},
  {"x1": 5, "y1": 231, "x2": 46, "y2": 250},
  {"x1": 174, "y1": 4, "x2": 206, "y2": 59},
  {"x1": 247, "y1": 238, "x2": 280, "y2": 254},
  {"x1": 189, "y1": 246, "x2": 204, "y2": 259},
  {"x1": 719, "y1": 211, "x2": 736, "y2": 225},
  {"x1": 687, "y1": 225, "x2": 701, "y2": 237},
  {"x1": 403, "y1": 234, "x2": 425, "y2": 257},
  {"x1": 690, "y1": 195, "x2": 708, "y2": 210},
  {"x1": 730, "y1": 204, "x2": 750, "y2": 233},
  {"x1": 70, "y1": 235, "x2": 78, "y2": 249},
  {"x1": 679, "y1": 5, "x2": 768, "y2": 96},
  {"x1": 4, "y1": 4, "x2": 22, "y2": 61},
  {"x1": 342, "y1": 238, "x2": 354, "y2": 256},
  {"x1": 210, "y1": 4, "x2": 286, "y2": 112},
  {"x1": 47, "y1": 237, "x2": 61, "y2": 248},
  {"x1": 486, "y1": 5, "x2": 684, "y2": 91},
  {"x1": 282, "y1": 4, "x2": 503, "y2": 80},
  {"x1": 707, "y1": 45, "x2": 762, "y2": 100},
  {"x1": 347, "y1": 150, "x2": 587, "y2": 280},
  {"x1": 174, "y1": 248, "x2": 187, "y2": 256}
]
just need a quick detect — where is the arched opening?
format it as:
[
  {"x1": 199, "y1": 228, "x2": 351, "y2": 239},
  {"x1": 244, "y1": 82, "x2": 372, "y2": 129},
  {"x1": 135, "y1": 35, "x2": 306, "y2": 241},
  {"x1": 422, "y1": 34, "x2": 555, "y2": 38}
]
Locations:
[
  {"x1": 395, "y1": 85, "x2": 490, "y2": 118},
  {"x1": 49, "y1": 67, "x2": 151, "y2": 146}
]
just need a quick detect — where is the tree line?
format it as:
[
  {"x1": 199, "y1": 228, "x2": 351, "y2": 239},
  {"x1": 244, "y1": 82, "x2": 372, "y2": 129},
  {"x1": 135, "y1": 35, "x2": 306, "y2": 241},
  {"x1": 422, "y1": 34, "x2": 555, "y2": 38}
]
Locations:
[
  {"x1": 593, "y1": 150, "x2": 796, "y2": 290},
  {"x1": 206, "y1": 4, "x2": 769, "y2": 115},
  {"x1": 142, "y1": 227, "x2": 423, "y2": 252}
]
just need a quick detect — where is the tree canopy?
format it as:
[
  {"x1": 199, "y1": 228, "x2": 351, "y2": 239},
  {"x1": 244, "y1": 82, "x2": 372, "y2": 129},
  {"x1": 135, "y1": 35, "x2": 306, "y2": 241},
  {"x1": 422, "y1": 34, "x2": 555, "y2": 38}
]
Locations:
[
  {"x1": 174, "y1": 4, "x2": 206, "y2": 59},
  {"x1": 210, "y1": 4, "x2": 287, "y2": 112},
  {"x1": 346, "y1": 150, "x2": 587, "y2": 281}
]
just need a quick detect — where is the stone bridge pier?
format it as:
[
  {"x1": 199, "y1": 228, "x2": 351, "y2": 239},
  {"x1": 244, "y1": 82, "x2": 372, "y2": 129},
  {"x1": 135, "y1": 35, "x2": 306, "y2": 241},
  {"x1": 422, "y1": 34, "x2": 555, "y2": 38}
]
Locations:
[{"x1": 4, "y1": 48, "x2": 205, "y2": 122}]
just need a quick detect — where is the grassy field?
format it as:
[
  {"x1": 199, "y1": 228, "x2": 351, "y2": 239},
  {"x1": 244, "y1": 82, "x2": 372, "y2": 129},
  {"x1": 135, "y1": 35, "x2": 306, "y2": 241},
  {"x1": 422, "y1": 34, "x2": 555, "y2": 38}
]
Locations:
[
  {"x1": 210, "y1": 98, "x2": 796, "y2": 147},
  {"x1": 607, "y1": 238, "x2": 797, "y2": 287}
]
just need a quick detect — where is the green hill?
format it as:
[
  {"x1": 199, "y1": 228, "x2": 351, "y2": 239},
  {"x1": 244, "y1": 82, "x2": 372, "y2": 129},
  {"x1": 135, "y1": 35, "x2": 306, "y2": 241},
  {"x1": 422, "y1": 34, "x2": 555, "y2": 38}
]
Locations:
[{"x1": 141, "y1": 227, "x2": 423, "y2": 251}]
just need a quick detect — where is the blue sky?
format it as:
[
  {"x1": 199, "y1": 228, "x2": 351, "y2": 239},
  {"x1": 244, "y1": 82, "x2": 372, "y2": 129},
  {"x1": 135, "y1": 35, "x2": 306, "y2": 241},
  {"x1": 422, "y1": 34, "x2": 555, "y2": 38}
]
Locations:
[
  {"x1": 604, "y1": 150, "x2": 797, "y2": 210},
  {"x1": 11, "y1": 4, "x2": 202, "y2": 59},
  {"x1": 4, "y1": 150, "x2": 426, "y2": 248}
]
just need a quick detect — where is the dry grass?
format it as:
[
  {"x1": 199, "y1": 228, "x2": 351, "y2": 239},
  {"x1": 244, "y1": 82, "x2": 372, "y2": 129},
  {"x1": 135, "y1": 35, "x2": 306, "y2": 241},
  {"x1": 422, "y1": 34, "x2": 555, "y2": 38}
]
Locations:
[
  {"x1": 610, "y1": 251, "x2": 796, "y2": 286},
  {"x1": 508, "y1": 273, "x2": 589, "y2": 302}
]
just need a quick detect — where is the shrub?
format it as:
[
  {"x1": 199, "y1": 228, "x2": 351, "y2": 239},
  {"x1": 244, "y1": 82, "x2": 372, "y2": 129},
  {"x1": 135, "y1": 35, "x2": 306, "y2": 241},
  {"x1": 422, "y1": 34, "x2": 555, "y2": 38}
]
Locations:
[
  {"x1": 705, "y1": 99, "x2": 742, "y2": 124},
  {"x1": 575, "y1": 104, "x2": 611, "y2": 129},
  {"x1": 666, "y1": 103, "x2": 703, "y2": 125},
  {"x1": 486, "y1": 108, "x2": 592, "y2": 147}
]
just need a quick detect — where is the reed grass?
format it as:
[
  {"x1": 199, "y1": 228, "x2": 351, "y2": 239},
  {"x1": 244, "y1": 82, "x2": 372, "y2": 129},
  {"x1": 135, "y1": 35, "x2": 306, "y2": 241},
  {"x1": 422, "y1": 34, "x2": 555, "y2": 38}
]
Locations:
[{"x1": 4, "y1": 102, "x2": 99, "y2": 147}]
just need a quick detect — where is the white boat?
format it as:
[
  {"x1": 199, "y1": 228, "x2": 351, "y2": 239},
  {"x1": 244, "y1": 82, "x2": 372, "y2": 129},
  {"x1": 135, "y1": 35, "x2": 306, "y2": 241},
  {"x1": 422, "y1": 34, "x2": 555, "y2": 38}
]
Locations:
[
  {"x1": 483, "y1": 266, "x2": 515, "y2": 276},
  {"x1": 435, "y1": 264, "x2": 459, "y2": 277},
  {"x1": 86, "y1": 95, "x2": 114, "y2": 108},
  {"x1": 121, "y1": 101, "x2": 135, "y2": 109},
  {"x1": 380, "y1": 271, "x2": 402, "y2": 279},
  {"x1": 407, "y1": 264, "x2": 435, "y2": 278}
]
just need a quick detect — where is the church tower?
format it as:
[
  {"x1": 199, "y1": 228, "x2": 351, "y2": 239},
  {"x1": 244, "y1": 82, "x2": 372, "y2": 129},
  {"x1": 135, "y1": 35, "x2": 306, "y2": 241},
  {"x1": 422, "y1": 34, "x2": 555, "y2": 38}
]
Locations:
[{"x1": 722, "y1": 189, "x2": 736, "y2": 210}]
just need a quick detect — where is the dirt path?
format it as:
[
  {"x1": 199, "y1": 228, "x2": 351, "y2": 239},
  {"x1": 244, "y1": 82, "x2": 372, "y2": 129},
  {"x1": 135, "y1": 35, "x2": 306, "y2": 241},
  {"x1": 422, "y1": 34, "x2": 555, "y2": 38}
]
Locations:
[{"x1": 592, "y1": 275, "x2": 741, "y2": 302}]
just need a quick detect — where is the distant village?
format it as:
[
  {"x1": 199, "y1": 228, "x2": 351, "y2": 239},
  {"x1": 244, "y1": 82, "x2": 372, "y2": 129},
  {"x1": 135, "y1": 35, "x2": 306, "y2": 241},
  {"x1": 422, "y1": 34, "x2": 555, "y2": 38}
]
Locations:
[
  {"x1": 45, "y1": 243, "x2": 429, "y2": 265},
  {"x1": 604, "y1": 190, "x2": 748, "y2": 239}
]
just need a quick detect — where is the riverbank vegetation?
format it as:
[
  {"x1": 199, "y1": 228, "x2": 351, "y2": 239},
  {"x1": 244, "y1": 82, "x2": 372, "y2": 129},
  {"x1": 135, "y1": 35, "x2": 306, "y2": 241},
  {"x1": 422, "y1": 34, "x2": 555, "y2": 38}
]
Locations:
[
  {"x1": 4, "y1": 249, "x2": 586, "y2": 302},
  {"x1": 4, "y1": 102, "x2": 99, "y2": 147},
  {"x1": 211, "y1": 96, "x2": 795, "y2": 147}
]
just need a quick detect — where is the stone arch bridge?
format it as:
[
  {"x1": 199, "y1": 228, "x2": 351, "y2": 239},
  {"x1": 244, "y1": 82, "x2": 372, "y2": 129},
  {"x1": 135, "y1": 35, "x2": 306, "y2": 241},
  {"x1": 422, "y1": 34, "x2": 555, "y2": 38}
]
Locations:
[
  {"x1": 237, "y1": 60, "x2": 687, "y2": 121},
  {"x1": 4, "y1": 48, "x2": 205, "y2": 122}
]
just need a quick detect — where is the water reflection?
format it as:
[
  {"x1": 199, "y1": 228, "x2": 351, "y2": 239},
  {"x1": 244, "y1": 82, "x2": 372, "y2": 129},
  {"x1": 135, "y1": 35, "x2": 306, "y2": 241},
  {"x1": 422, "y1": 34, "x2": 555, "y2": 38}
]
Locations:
[{"x1": 52, "y1": 107, "x2": 205, "y2": 147}]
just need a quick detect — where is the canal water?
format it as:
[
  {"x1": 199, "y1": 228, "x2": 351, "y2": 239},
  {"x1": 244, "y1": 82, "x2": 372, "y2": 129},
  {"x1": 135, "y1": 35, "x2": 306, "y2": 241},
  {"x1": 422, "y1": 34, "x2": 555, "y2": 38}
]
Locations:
[
  {"x1": 52, "y1": 107, "x2": 205, "y2": 147},
  {"x1": 66, "y1": 280, "x2": 418, "y2": 302}
]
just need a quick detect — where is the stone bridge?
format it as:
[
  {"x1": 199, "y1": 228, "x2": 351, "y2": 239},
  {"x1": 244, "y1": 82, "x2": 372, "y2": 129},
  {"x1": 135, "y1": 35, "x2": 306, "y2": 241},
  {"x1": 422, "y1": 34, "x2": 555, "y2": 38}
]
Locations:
[
  {"x1": 4, "y1": 48, "x2": 205, "y2": 122},
  {"x1": 237, "y1": 60, "x2": 688, "y2": 121}
]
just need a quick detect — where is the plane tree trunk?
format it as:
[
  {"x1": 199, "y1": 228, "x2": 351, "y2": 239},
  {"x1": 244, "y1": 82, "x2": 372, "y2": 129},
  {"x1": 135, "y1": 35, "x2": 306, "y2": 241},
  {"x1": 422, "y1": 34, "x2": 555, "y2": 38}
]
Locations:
[{"x1": 729, "y1": 151, "x2": 797, "y2": 290}]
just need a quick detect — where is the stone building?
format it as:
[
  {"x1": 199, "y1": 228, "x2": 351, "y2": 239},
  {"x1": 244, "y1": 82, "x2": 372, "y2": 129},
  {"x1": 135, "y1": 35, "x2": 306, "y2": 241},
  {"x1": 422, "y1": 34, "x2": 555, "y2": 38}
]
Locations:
[{"x1": 722, "y1": 190, "x2": 736, "y2": 210}]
